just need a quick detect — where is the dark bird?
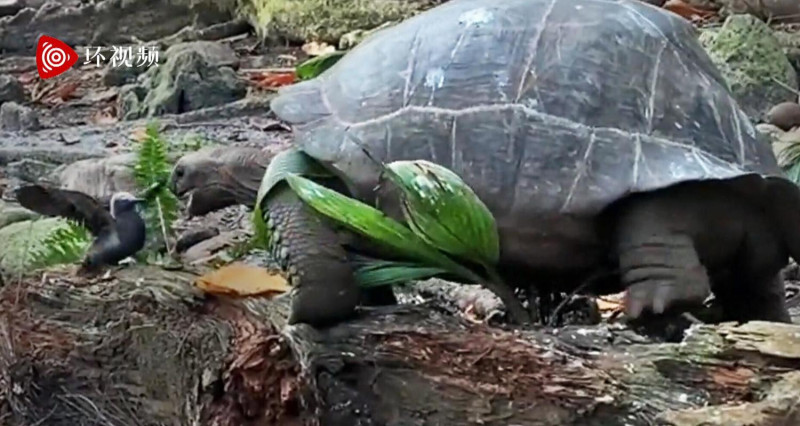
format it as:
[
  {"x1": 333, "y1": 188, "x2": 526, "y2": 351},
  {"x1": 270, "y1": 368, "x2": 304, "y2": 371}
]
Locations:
[{"x1": 13, "y1": 183, "x2": 158, "y2": 273}]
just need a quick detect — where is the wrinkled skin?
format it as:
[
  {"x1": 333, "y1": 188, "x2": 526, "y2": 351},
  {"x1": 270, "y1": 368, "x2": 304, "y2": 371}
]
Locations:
[
  {"x1": 263, "y1": 181, "x2": 397, "y2": 327},
  {"x1": 169, "y1": 147, "x2": 272, "y2": 217},
  {"x1": 599, "y1": 175, "x2": 799, "y2": 323},
  {"x1": 265, "y1": 184, "x2": 364, "y2": 325}
]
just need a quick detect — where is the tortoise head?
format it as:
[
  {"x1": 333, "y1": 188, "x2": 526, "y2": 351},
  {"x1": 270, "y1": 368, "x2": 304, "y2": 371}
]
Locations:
[{"x1": 169, "y1": 146, "x2": 273, "y2": 217}]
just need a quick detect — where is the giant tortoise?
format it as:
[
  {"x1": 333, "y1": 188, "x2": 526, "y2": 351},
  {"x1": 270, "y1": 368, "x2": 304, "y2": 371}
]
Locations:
[{"x1": 256, "y1": 0, "x2": 800, "y2": 327}]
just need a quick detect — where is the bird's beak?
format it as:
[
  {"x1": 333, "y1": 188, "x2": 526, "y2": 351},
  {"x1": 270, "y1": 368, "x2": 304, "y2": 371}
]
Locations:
[{"x1": 132, "y1": 197, "x2": 146, "y2": 204}]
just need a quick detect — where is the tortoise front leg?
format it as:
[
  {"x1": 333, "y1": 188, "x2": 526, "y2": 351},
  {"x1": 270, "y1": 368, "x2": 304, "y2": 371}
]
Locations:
[{"x1": 265, "y1": 185, "x2": 361, "y2": 326}]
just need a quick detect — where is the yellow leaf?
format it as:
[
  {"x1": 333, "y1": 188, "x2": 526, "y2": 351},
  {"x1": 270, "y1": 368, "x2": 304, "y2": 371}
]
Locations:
[
  {"x1": 302, "y1": 41, "x2": 336, "y2": 57},
  {"x1": 597, "y1": 292, "x2": 625, "y2": 312},
  {"x1": 131, "y1": 128, "x2": 148, "y2": 142},
  {"x1": 194, "y1": 262, "x2": 290, "y2": 297}
]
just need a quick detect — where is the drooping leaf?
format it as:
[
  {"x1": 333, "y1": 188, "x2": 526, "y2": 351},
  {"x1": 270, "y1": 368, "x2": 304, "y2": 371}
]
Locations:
[
  {"x1": 285, "y1": 173, "x2": 483, "y2": 283},
  {"x1": 195, "y1": 262, "x2": 290, "y2": 296},
  {"x1": 252, "y1": 147, "x2": 333, "y2": 248},
  {"x1": 295, "y1": 51, "x2": 347, "y2": 81},
  {"x1": 255, "y1": 147, "x2": 332, "y2": 210},
  {"x1": 786, "y1": 161, "x2": 800, "y2": 185},
  {"x1": 383, "y1": 160, "x2": 500, "y2": 267},
  {"x1": 353, "y1": 260, "x2": 449, "y2": 288}
]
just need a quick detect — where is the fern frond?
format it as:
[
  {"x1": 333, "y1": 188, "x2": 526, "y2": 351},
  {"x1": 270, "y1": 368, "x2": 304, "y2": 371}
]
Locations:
[
  {"x1": 29, "y1": 219, "x2": 92, "y2": 269},
  {"x1": 132, "y1": 121, "x2": 180, "y2": 252}
]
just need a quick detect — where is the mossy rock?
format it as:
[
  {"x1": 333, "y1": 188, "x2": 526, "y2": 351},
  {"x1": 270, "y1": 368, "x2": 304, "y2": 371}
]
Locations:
[
  {"x1": 699, "y1": 14, "x2": 798, "y2": 120},
  {"x1": 0, "y1": 218, "x2": 88, "y2": 275},
  {"x1": 119, "y1": 42, "x2": 247, "y2": 120},
  {"x1": 238, "y1": 0, "x2": 436, "y2": 43},
  {"x1": 0, "y1": 201, "x2": 39, "y2": 229}
]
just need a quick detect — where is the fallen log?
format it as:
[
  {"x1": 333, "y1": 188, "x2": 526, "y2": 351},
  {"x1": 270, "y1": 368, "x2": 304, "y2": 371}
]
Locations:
[{"x1": 1, "y1": 265, "x2": 800, "y2": 425}]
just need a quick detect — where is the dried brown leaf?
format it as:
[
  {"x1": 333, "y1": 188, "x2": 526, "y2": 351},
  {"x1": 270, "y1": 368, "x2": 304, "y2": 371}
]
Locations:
[
  {"x1": 302, "y1": 41, "x2": 336, "y2": 57},
  {"x1": 195, "y1": 262, "x2": 290, "y2": 297}
]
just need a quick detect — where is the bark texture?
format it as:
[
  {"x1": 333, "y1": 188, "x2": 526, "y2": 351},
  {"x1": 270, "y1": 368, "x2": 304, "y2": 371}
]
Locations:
[{"x1": 1, "y1": 265, "x2": 800, "y2": 426}]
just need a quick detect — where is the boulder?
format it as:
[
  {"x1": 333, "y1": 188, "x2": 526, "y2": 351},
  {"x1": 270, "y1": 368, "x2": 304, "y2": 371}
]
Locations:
[
  {"x1": 48, "y1": 153, "x2": 139, "y2": 199},
  {"x1": 0, "y1": 74, "x2": 23, "y2": 104},
  {"x1": 699, "y1": 14, "x2": 798, "y2": 120},
  {"x1": 0, "y1": 101, "x2": 40, "y2": 131},
  {"x1": 715, "y1": 0, "x2": 800, "y2": 24},
  {"x1": 0, "y1": 199, "x2": 38, "y2": 228},
  {"x1": 0, "y1": 217, "x2": 81, "y2": 274},
  {"x1": 5, "y1": 158, "x2": 59, "y2": 183},
  {"x1": 0, "y1": 0, "x2": 234, "y2": 54},
  {"x1": 773, "y1": 27, "x2": 800, "y2": 83},
  {"x1": 0, "y1": 0, "x2": 22, "y2": 18},
  {"x1": 246, "y1": 0, "x2": 442, "y2": 44},
  {"x1": 119, "y1": 41, "x2": 247, "y2": 120}
]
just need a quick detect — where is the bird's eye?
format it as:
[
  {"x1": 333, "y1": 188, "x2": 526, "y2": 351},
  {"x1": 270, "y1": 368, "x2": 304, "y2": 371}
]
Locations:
[{"x1": 174, "y1": 166, "x2": 184, "y2": 179}]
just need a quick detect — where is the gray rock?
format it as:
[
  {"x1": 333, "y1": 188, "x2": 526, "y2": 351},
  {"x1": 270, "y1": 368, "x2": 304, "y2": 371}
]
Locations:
[
  {"x1": 0, "y1": 200, "x2": 39, "y2": 229},
  {"x1": 0, "y1": 0, "x2": 232, "y2": 54},
  {"x1": 699, "y1": 14, "x2": 798, "y2": 121},
  {"x1": 0, "y1": 0, "x2": 22, "y2": 18},
  {"x1": 716, "y1": 0, "x2": 800, "y2": 24},
  {"x1": 164, "y1": 41, "x2": 239, "y2": 69},
  {"x1": 175, "y1": 227, "x2": 220, "y2": 253},
  {"x1": 6, "y1": 158, "x2": 58, "y2": 183},
  {"x1": 49, "y1": 153, "x2": 138, "y2": 199},
  {"x1": 120, "y1": 41, "x2": 247, "y2": 120},
  {"x1": 774, "y1": 28, "x2": 800, "y2": 83},
  {"x1": 102, "y1": 63, "x2": 146, "y2": 87},
  {"x1": 0, "y1": 101, "x2": 40, "y2": 131},
  {"x1": 0, "y1": 74, "x2": 24, "y2": 104}
]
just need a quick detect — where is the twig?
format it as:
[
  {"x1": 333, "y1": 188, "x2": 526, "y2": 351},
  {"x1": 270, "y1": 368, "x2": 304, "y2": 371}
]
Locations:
[
  {"x1": 547, "y1": 271, "x2": 616, "y2": 327},
  {"x1": 771, "y1": 76, "x2": 800, "y2": 100},
  {"x1": 154, "y1": 197, "x2": 173, "y2": 256}
]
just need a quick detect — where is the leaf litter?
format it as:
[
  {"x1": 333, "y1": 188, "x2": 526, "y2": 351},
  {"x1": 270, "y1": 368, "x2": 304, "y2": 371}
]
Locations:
[{"x1": 366, "y1": 322, "x2": 618, "y2": 412}]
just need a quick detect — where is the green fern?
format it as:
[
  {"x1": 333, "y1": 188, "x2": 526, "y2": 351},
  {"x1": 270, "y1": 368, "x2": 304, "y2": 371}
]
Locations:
[
  {"x1": 132, "y1": 121, "x2": 180, "y2": 252},
  {"x1": 29, "y1": 219, "x2": 92, "y2": 270}
]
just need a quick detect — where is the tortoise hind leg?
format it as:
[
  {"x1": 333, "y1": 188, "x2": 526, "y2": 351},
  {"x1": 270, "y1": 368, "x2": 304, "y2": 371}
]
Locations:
[
  {"x1": 713, "y1": 274, "x2": 790, "y2": 323},
  {"x1": 265, "y1": 184, "x2": 361, "y2": 326},
  {"x1": 611, "y1": 200, "x2": 712, "y2": 319},
  {"x1": 711, "y1": 222, "x2": 791, "y2": 323}
]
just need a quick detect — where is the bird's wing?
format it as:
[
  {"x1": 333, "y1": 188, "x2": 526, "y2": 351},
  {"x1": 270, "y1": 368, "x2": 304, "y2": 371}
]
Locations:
[{"x1": 14, "y1": 184, "x2": 115, "y2": 236}]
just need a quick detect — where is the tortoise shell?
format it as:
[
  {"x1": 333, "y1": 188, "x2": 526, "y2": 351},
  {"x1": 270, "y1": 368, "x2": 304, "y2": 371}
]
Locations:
[{"x1": 272, "y1": 0, "x2": 781, "y2": 221}]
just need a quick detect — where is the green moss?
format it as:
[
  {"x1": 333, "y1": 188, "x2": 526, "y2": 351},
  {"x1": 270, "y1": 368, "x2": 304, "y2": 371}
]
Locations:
[
  {"x1": 699, "y1": 14, "x2": 797, "y2": 117},
  {"x1": 237, "y1": 0, "x2": 428, "y2": 43}
]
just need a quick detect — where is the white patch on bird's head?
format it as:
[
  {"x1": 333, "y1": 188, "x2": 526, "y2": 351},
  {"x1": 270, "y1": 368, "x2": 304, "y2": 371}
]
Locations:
[{"x1": 110, "y1": 191, "x2": 143, "y2": 218}]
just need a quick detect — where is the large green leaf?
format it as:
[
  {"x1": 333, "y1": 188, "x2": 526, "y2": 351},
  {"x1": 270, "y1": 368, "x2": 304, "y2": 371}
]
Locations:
[
  {"x1": 252, "y1": 148, "x2": 333, "y2": 248},
  {"x1": 354, "y1": 260, "x2": 449, "y2": 288},
  {"x1": 295, "y1": 51, "x2": 347, "y2": 81},
  {"x1": 383, "y1": 160, "x2": 500, "y2": 267},
  {"x1": 285, "y1": 173, "x2": 483, "y2": 283},
  {"x1": 255, "y1": 147, "x2": 331, "y2": 210},
  {"x1": 786, "y1": 161, "x2": 800, "y2": 185}
]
